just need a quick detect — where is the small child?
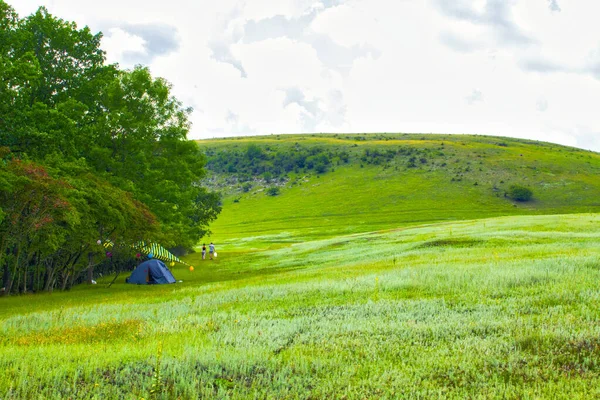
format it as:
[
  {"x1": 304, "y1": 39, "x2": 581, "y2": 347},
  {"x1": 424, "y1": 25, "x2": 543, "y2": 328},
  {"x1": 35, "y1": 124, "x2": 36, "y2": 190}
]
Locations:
[{"x1": 201, "y1": 244, "x2": 206, "y2": 260}]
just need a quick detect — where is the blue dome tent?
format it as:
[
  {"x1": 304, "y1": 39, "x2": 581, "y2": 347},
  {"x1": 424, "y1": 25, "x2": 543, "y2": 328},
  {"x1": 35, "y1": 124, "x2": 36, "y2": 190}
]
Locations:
[{"x1": 126, "y1": 259, "x2": 176, "y2": 285}]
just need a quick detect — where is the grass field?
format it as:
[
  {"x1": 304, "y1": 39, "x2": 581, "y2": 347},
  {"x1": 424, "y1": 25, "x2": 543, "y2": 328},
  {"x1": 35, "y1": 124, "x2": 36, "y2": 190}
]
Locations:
[
  {"x1": 2, "y1": 213, "x2": 600, "y2": 398},
  {"x1": 199, "y1": 134, "x2": 600, "y2": 248}
]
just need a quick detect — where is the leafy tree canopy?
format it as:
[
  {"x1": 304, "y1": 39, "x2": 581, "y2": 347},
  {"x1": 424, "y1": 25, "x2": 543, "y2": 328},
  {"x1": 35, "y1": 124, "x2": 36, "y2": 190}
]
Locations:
[
  {"x1": 0, "y1": 1, "x2": 220, "y2": 294},
  {"x1": 0, "y1": 1, "x2": 220, "y2": 248},
  {"x1": 508, "y1": 185, "x2": 533, "y2": 202}
]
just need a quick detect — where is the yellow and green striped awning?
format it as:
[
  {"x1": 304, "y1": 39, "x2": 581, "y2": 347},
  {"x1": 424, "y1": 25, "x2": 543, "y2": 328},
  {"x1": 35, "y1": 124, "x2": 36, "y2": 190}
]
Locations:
[
  {"x1": 134, "y1": 241, "x2": 190, "y2": 266},
  {"x1": 102, "y1": 240, "x2": 190, "y2": 266}
]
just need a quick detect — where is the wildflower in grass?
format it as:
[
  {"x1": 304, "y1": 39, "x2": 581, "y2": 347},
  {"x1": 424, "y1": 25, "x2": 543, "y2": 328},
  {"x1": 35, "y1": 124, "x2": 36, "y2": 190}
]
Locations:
[{"x1": 150, "y1": 343, "x2": 164, "y2": 399}]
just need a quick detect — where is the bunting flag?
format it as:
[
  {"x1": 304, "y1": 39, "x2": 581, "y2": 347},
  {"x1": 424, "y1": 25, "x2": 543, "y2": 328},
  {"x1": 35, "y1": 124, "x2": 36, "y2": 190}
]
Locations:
[{"x1": 101, "y1": 240, "x2": 190, "y2": 266}]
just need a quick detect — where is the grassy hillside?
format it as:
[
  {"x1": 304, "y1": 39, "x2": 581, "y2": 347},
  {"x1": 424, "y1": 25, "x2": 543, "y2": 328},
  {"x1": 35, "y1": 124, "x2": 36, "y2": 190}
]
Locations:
[
  {"x1": 1, "y1": 214, "x2": 599, "y2": 398},
  {"x1": 2, "y1": 134, "x2": 599, "y2": 398},
  {"x1": 198, "y1": 134, "x2": 600, "y2": 249}
]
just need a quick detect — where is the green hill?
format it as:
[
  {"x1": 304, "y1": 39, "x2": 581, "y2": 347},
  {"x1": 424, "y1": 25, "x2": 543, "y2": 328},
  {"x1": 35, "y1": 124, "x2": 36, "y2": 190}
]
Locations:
[
  {"x1": 3, "y1": 133, "x2": 600, "y2": 398},
  {"x1": 198, "y1": 133, "x2": 600, "y2": 248}
]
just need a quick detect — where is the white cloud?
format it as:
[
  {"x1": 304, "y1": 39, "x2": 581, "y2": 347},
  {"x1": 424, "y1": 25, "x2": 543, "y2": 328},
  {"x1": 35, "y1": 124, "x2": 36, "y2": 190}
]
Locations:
[
  {"x1": 8, "y1": 0, "x2": 600, "y2": 152},
  {"x1": 99, "y1": 22, "x2": 180, "y2": 66},
  {"x1": 101, "y1": 28, "x2": 148, "y2": 66},
  {"x1": 574, "y1": 128, "x2": 600, "y2": 151},
  {"x1": 281, "y1": 87, "x2": 347, "y2": 131},
  {"x1": 519, "y1": 45, "x2": 600, "y2": 81},
  {"x1": 439, "y1": 31, "x2": 486, "y2": 53},
  {"x1": 466, "y1": 89, "x2": 484, "y2": 105},
  {"x1": 547, "y1": 0, "x2": 561, "y2": 12},
  {"x1": 210, "y1": 110, "x2": 257, "y2": 135},
  {"x1": 241, "y1": 3, "x2": 380, "y2": 76},
  {"x1": 208, "y1": 5, "x2": 247, "y2": 78},
  {"x1": 432, "y1": 0, "x2": 536, "y2": 47}
]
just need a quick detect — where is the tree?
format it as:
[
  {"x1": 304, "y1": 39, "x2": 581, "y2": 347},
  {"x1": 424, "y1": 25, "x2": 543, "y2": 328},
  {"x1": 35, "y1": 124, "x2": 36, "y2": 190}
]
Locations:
[
  {"x1": 266, "y1": 187, "x2": 280, "y2": 196},
  {"x1": 45, "y1": 157, "x2": 159, "y2": 289},
  {"x1": 0, "y1": 3, "x2": 115, "y2": 158},
  {"x1": 0, "y1": 151, "x2": 161, "y2": 294},
  {"x1": 84, "y1": 66, "x2": 221, "y2": 247},
  {"x1": 508, "y1": 185, "x2": 533, "y2": 202},
  {"x1": 0, "y1": 3, "x2": 220, "y2": 251},
  {"x1": 0, "y1": 157, "x2": 73, "y2": 294}
]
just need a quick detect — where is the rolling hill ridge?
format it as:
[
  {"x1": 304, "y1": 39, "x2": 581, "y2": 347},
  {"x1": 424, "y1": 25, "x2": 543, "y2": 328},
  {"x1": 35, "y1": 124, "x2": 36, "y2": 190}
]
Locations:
[{"x1": 198, "y1": 133, "x2": 600, "y2": 248}]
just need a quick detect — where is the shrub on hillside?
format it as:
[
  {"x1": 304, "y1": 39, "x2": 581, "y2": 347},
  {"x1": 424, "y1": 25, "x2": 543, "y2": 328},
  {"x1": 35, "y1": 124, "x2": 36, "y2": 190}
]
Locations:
[
  {"x1": 508, "y1": 185, "x2": 533, "y2": 202},
  {"x1": 267, "y1": 187, "x2": 280, "y2": 196},
  {"x1": 315, "y1": 163, "x2": 327, "y2": 174},
  {"x1": 263, "y1": 172, "x2": 272, "y2": 183}
]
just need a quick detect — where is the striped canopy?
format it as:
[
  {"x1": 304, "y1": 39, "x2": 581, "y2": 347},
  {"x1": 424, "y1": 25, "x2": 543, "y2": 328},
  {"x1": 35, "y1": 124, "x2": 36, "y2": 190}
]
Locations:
[
  {"x1": 102, "y1": 240, "x2": 190, "y2": 266},
  {"x1": 134, "y1": 242, "x2": 190, "y2": 266}
]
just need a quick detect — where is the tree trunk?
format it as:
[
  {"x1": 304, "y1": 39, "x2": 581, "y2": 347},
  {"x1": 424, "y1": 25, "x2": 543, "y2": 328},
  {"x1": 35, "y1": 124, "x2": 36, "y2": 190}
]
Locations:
[
  {"x1": 44, "y1": 260, "x2": 55, "y2": 292},
  {"x1": 87, "y1": 252, "x2": 94, "y2": 284},
  {"x1": 14, "y1": 268, "x2": 21, "y2": 295},
  {"x1": 67, "y1": 268, "x2": 77, "y2": 290},
  {"x1": 8, "y1": 245, "x2": 20, "y2": 294},
  {"x1": 60, "y1": 271, "x2": 70, "y2": 291},
  {"x1": 107, "y1": 258, "x2": 120, "y2": 288},
  {"x1": 22, "y1": 264, "x2": 27, "y2": 294},
  {"x1": 1, "y1": 264, "x2": 10, "y2": 297},
  {"x1": 34, "y1": 260, "x2": 40, "y2": 293}
]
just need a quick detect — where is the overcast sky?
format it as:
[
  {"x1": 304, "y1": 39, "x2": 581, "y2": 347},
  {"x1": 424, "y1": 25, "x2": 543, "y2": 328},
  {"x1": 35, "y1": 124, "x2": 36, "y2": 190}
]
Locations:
[{"x1": 12, "y1": 0, "x2": 600, "y2": 151}]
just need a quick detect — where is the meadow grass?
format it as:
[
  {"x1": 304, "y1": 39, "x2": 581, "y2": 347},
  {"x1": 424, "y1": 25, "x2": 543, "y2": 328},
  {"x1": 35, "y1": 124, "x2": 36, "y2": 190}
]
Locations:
[
  {"x1": 1, "y1": 214, "x2": 600, "y2": 398},
  {"x1": 201, "y1": 134, "x2": 600, "y2": 249}
]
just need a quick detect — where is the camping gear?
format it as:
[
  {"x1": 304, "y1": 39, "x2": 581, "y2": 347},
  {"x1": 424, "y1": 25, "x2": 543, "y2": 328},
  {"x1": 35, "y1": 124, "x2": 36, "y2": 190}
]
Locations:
[
  {"x1": 102, "y1": 240, "x2": 192, "y2": 268},
  {"x1": 126, "y1": 259, "x2": 176, "y2": 285},
  {"x1": 134, "y1": 242, "x2": 191, "y2": 267}
]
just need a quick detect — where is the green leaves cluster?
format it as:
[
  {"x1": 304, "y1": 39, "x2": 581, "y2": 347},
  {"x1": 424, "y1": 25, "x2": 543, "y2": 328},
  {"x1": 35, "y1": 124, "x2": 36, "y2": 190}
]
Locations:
[
  {"x1": 0, "y1": 2, "x2": 220, "y2": 293},
  {"x1": 206, "y1": 143, "x2": 347, "y2": 181},
  {"x1": 0, "y1": 153, "x2": 159, "y2": 294},
  {"x1": 266, "y1": 187, "x2": 280, "y2": 196},
  {"x1": 508, "y1": 185, "x2": 533, "y2": 202}
]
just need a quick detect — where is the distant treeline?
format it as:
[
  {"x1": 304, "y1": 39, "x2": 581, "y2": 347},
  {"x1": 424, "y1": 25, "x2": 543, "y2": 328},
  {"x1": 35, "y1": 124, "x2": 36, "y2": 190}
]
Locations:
[
  {"x1": 205, "y1": 144, "x2": 350, "y2": 180},
  {"x1": 204, "y1": 142, "x2": 439, "y2": 183},
  {"x1": 0, "y1": 2, "x2": 219, "y2": 295}
]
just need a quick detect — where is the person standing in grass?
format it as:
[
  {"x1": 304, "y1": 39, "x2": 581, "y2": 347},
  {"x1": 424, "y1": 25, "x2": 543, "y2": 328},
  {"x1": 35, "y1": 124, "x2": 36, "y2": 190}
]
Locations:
[
  {"x1": 202, "y1": 244, "x2": 207, "y2": 260},
  {"x1": 209, "y1": 242, "x2": 215, "y2": 260}
]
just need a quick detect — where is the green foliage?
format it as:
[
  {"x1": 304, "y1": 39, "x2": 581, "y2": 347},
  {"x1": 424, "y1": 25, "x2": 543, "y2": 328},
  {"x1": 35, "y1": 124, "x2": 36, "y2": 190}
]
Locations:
[
  {"x1": 0, "y1": 4, "x2": 110, "y2": 157},
  {"x1": 245, "y1": 144, "x2": 264, "y2": 160},
  {"x1": 149, "y1": 342, "x2": 164, "y2": 399},
  {"x1": 0, "y1": 152, "x2": 159, "y2": 294},
  {"x1": 205, "y1": 143, "x2": 337, "y2": 181},
  {"x1": 0, "y1": 2, "x2": 220, "y2": 293},
  {"x1": 508, "y1": 184, "x2": 533, "y2": 202},
  {"x1": 266, "y1": 187, "x2": 280, "y2": 196},
  {"x1": 0, "y1": 2, "x2": 220, "y2": 256}
]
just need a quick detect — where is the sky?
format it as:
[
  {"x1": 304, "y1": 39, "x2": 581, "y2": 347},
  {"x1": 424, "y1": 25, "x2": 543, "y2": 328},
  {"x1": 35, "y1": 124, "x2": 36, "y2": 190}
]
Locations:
[{"x1": 12, "y1": 0, "x2": 600, "y2": 151}]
